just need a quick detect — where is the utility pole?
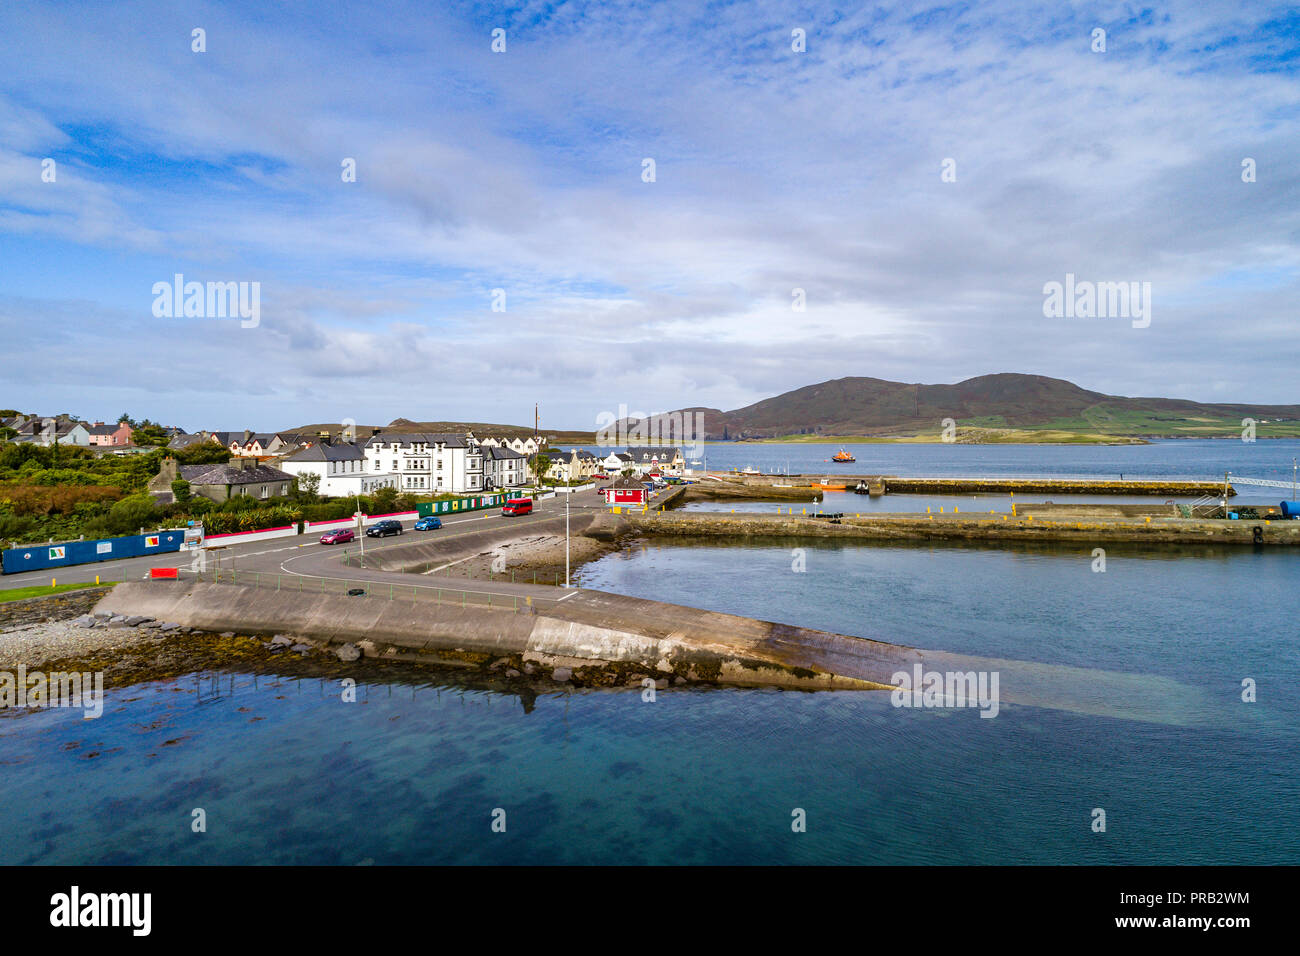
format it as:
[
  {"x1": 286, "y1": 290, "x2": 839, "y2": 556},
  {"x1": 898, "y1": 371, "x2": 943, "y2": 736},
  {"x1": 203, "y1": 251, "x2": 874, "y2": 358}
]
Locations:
[
  {"x1": 564, "y1": 487, "x2": 571, "y2": 588},
  {"x1": 355, "y1": 494, "x2": 365, "y2": 566}
]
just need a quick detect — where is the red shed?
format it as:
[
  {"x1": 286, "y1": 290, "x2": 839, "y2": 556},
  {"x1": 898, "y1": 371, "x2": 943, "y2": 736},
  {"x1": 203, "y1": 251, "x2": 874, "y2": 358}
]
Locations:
[{"x1": 604, "y1": 475, "x2": 648, "y2": 506}]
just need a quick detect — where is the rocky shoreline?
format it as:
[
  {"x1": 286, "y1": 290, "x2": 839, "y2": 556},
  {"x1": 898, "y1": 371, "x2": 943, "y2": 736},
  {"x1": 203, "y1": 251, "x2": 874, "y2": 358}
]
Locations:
[{"x1": 0, "y1": 587, "x2": 724, "y2": 696}]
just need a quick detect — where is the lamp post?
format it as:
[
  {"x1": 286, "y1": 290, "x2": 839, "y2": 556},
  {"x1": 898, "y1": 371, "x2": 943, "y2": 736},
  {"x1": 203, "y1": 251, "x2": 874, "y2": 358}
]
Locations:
[
  {"x1": 355, "y1": 494, "x2": 365, "y2": 566},
  {"x1": 564, "y1": 486, "x2": 571, "y2": 588}
]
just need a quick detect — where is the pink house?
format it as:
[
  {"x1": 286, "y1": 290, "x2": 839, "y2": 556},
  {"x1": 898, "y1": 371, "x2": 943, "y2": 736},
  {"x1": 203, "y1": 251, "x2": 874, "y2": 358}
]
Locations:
[{"x1": 86, "y1": 421, "x2": 134, "y2": 446}]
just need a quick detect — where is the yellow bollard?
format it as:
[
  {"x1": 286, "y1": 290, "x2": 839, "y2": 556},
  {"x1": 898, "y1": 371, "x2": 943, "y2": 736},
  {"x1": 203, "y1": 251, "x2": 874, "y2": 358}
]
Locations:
[
  {"x1": 954, "y1": 505, "x2": 959, "y2": 513},
  {"x1": 926, "y1": 506, "x2": 931, "y2": 514},
  {"x1": 95, "y1": 575, "x2": 99, "y2": 584},
  {"x1": 1146, "y1": 517, "x2": 1151, "y2": 523},
  {"x1": 939, "y1": 506, "x2": 944, "y2": 513},
  {"x1": 52, "y1": 577, "x2": 56, "y2": 587}
]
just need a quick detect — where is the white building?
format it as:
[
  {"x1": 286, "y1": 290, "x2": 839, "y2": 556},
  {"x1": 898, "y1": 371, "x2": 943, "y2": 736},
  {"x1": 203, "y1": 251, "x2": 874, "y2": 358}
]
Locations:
[
  {"x1": 280, "y1": 442, "x2": 397, "y2": 497},
  {"x1": 364, "y1": 432, "x2": 485, "y2": 494},
  {"x1": 483, "y1": 445, "x2": 529, "y2": 490},
  {"x1": 481, "y1": 435, "x2": 548, "y2": 455},
  {"x1": 623, "y1": 447, "x2": 685, "y2": 476}
]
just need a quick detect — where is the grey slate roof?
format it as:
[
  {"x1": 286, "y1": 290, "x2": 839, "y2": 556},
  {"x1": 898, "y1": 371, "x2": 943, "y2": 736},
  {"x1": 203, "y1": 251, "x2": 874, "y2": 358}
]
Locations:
[
  {"x1": 624, "y1": 446, "x2": 682, "y2": 461},
  {"x1": 364, "y1": 432, "x2": 472, "y2": 449},
  {"x1": 282, "y1": 442, "x2": 364, "y2": 462},
  {"x1": 484, "y1": 445, "x2": 527, "y2": 460},
  {"x1": 179, "y1": 463, "x2": 293, "y2": 486}
]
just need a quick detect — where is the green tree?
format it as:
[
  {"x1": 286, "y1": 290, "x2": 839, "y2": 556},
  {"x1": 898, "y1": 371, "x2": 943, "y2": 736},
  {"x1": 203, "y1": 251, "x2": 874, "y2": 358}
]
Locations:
[
  {"x1": 371, "y1": 485, "x2": 398, "y2": 514},
  {"x1": 105, "y1": 494, "x2": 158, "y2": 536},
  {"x1": 531, "y1": 453, "x2": 552, "y2": 485},
  {"x1": 171, "y1": 478, "x2": 191, "y2": 504},
  {"x1": 293, "y1": 472, "x2": 321, "y2": 502}
]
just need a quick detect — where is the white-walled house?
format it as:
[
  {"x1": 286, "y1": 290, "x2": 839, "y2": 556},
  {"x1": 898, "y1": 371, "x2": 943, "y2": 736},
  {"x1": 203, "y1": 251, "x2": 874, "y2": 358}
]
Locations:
[
  {"x1": 364, "y1": 432, "x2": 485, "y2": 494},
  {"x1": 12, "y1": 417, "x2": 90, "y2": 447},
  {"x1": 483, "y1": 445, "x2": 528, "y2": 489},
  {"x1": 600, "y1": 451, "x2": 634, "y2": 474},
  {"x1": 482, "y1": 435, "x2": 548, "y2": 455},
  {"x1": 280, "y1": 442, "x2": 396, "y2": 497},
  {"x1": 624, "y1": 446, "x2": 685, "y2": 476}
]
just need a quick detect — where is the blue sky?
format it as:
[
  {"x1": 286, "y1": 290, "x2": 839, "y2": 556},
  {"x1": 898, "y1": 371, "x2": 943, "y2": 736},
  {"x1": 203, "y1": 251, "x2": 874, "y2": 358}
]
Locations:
[{"x1": 1, "y1": 0, "x2": 1297, "y2": 431}]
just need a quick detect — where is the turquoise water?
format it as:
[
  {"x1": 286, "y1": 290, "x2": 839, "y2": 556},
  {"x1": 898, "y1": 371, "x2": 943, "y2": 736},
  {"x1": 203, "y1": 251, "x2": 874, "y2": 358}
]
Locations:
[{"x1": 2, "y1": 534, "x2": 1296, "y2": 865}]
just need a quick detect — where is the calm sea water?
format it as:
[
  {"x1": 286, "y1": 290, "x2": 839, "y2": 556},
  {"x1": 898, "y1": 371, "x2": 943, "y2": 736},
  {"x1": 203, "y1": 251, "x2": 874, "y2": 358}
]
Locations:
[
  {"x1": 571, "y1": 437, "x2": 1300, "y2": 484},
  {"x1": 2, "y1": 441, "x2": 1297, "y2": 865}
]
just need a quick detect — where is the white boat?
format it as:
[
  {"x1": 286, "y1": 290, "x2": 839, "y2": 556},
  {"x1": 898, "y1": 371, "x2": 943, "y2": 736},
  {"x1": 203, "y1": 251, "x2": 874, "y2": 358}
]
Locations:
[{"x1": 741, "y1": 466, "x2": 760, "y2": 475}]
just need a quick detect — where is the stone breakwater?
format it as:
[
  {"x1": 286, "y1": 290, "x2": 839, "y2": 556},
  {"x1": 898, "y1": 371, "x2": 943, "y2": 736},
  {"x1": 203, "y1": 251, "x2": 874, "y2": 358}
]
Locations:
[
  {"x1": 874, "y1": 477, "x2": 1230, "y2": 496},
  {"x1": 622, "y1": 510, "x2": 1300, "y2": 546}
]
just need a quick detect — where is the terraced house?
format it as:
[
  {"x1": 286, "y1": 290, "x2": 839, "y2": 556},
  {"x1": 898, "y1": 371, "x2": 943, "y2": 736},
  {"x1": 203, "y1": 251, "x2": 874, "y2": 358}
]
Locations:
[
  {"x1": 482, "y1": 444, "x2": 528, "y2": 490},
  {"x1": 363, "y1": 432, "x2": 485, "y2": 494},
  {"x1": 279, "y1": 440, "x2": 397, "y2": 497}
]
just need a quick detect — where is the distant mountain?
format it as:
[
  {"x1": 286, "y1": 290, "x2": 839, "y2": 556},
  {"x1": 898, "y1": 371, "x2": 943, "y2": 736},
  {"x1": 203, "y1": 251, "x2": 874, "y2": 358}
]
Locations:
[{"x1": 626, "y1": 374, "x2": 1300, "y2": 440}]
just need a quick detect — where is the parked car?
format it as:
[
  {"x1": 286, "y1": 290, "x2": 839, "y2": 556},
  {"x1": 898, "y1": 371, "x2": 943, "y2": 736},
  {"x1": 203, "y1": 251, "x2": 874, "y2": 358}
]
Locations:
[
  {"x1": 319, "y1": 528, "x2": 354, "y2": 545},
  {"x1": 414, "y1": 516, "x2": 443, "y2": 531},
  {"x1": 502, "y1": 498, "x2": 533, "y2": 516},
  {"x1": 366, "y1": 519, "x2": 403, "y2": 537}
]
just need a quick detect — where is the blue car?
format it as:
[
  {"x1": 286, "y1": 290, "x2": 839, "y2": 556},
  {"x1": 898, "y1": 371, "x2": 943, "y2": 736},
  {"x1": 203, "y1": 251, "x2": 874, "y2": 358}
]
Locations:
[{"x1": 414, "y1": 516, "x2": 442, "y2": 530}]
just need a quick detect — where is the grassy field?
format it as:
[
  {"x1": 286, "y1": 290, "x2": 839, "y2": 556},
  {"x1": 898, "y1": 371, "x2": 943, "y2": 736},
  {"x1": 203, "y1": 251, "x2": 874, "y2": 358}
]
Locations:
[
  {"x1": 1030, "y1": 405, "x2": 1300, "y2": 438},
  {"x1": 0, "y1": 581, "x2": 115, "y2": 603}
]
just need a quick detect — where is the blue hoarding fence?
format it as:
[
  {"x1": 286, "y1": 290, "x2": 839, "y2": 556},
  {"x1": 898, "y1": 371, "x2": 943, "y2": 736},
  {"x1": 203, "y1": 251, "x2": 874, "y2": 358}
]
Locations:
[{"x1": 1, "y1": 529, "x2": 186, "y2": 575}]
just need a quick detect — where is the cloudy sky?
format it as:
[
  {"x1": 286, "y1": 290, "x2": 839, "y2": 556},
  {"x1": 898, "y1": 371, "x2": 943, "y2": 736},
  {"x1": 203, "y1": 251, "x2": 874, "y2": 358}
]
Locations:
[{"x1": 1, "y1": 0, "x2": 1296, "y2": 431}]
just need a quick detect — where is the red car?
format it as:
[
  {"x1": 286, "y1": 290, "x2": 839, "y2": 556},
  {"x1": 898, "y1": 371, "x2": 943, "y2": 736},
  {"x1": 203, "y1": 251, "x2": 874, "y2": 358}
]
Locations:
[{"x1": 319, "y1": 528, "x2": 355, "y2": 545}]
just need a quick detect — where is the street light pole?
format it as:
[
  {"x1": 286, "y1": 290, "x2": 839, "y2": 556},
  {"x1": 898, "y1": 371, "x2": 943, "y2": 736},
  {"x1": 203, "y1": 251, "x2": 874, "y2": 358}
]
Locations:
[
  {"x1": 565, "y1": 487, "x2": 571, "y2": 588},
  {"x1": 355, "y1": 494, "x2": 365, "y2": 566}
]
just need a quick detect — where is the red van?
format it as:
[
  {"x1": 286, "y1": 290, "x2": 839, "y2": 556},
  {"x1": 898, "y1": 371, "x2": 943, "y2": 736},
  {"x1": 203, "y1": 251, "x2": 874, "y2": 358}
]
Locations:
[{"x1": 502, "y1": 498, "x2": 533, "y2": 516}]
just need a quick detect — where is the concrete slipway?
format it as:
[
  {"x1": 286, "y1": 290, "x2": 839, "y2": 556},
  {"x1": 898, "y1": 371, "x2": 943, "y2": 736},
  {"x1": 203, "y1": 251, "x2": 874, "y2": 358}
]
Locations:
[{"x1": 93, "y1": 579, "x2": 1214, "y2": 726}]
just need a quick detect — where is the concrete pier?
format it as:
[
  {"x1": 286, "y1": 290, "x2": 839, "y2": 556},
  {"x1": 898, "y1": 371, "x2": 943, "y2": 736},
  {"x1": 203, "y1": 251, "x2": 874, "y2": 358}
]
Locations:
[{"x1": 94, "y1": 580, "x2": 911, "y2": 690}]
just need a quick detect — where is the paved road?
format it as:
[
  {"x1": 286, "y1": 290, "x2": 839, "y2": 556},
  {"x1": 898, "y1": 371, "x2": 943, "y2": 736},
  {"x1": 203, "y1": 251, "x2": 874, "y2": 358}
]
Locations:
[{"x1": 0, "y1": 485, "x2": 659, "y2": 592}]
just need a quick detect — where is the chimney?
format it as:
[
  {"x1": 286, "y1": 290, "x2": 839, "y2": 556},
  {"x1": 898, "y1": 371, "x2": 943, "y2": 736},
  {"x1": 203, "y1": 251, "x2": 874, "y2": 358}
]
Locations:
[
  {"x1": 243, "y1": 429, "x2": 252, "y2": 443},
  {"x1": 239, "y1": 456, "x2": 256, "y2": 471}
]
